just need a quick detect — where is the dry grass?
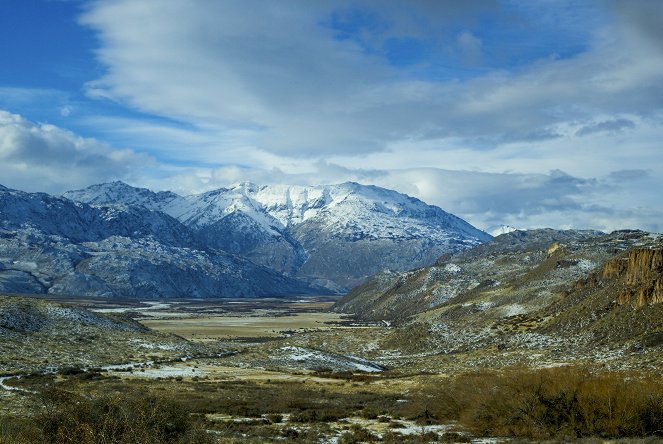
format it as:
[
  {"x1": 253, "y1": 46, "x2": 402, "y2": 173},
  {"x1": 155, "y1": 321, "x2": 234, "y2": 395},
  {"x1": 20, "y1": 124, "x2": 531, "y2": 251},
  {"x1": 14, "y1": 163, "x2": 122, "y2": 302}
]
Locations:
[
  {"x1": 4, "y1": 365, "x2": 663, "y2": 442},
  {"x1": 142, "y1": 312, "x2": 347, "y2": 341}
]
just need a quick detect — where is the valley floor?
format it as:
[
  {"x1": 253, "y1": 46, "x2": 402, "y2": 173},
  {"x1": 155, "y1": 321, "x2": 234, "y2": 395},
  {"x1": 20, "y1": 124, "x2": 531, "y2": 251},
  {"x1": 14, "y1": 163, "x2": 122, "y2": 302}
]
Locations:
[{"x1": 1, "y1": 296, "x2": 662, "y2": 443}]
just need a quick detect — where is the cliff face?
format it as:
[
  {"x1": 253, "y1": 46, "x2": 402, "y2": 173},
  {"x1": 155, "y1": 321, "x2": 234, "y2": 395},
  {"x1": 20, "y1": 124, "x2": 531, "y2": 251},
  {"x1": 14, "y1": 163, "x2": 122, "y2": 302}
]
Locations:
[{"x1": 602, "y1": 249, "x2": 663, "y2": 308}]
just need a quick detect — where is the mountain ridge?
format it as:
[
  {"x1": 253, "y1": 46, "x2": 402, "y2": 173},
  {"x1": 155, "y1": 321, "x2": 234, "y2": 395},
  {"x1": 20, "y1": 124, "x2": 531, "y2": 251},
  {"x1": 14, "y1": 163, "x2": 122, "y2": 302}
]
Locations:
[
  {"x1": 1, "y1": 180, "x2": 489, "y2": 297},
  {"x1": 64, "y1": 180, "x2": 491, "y2": 289}
]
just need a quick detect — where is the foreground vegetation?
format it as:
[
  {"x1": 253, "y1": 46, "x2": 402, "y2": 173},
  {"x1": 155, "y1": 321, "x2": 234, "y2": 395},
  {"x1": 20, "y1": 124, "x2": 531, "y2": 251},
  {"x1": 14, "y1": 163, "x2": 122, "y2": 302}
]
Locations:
[
  {"x1": 2, "y1": 366, "x2": 662, "y2": 443},
  {"x1": 0, "y1": 388, "x2": 213, "y2": 444},
  {"x1": 413, "y1": 367, "x2": 663, "y2": 440}
]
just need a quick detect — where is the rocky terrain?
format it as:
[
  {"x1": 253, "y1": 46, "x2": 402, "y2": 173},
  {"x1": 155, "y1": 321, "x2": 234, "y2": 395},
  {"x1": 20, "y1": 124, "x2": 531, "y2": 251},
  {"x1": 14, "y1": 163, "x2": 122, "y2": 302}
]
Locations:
[
  {"x1": 0, "y1": 185, "x2": 321, "y2": 298},
  {"x1": 0, "y1": 295, "x2": 205, "y2": 374},
  {"x1": 332, "y1": 229, "x2": 663, "y2": 370},
  {"x1": 0, "y1": 184, "x2": 325, "y2": 299}
]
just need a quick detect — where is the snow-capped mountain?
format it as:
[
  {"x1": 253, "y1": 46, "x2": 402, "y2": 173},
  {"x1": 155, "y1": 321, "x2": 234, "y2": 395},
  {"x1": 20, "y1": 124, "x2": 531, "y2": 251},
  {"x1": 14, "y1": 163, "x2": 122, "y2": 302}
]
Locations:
[
  {"x1": 0, "y1": 185, "x2": 321, "y2": 298},
  {"x1": 65, "y1": 181, "x2": 491, "y2": 289}
]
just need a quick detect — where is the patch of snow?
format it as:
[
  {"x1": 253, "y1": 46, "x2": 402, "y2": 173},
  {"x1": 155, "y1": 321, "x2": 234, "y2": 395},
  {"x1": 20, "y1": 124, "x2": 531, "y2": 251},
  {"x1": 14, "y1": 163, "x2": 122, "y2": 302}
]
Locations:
[
  {"x1": 444, "y1": 263, "x2": 461, "y2": 273},
  {"x1": 576, "y1": 259, "x2": 596, "y2": 272},
  {"x1": 276, "y1": 346, "x2": 383, "y2": 372},
  {"x1": 11, "y1": 261, "x2": 37, "y2": 271},
  {"x1": 129, "y1": 339, "x2": 178, "y2": 351},
  {"x1": 133, "y1": 366, "x2": 204, "y2": 378},
  {"x1": 500, "y1": 304, "x2": 527, "y2": 317},
  {"x1": 485, "y1": 225, "x2": 518, "y2": 237}
]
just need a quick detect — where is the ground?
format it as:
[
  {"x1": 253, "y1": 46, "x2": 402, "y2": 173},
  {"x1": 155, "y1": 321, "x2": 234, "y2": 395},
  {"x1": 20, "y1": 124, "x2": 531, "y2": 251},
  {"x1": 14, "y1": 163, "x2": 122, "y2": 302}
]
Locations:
[{"x1": 1, "y1": 296, "x2": 662, "y2": 443}]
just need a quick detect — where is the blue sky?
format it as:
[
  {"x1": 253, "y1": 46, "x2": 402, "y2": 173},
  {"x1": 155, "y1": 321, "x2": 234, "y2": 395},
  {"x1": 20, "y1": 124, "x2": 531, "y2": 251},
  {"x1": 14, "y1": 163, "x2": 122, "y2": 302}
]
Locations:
[{"x1": 0, "y1": 0, "x2": 662, "y2": 232}]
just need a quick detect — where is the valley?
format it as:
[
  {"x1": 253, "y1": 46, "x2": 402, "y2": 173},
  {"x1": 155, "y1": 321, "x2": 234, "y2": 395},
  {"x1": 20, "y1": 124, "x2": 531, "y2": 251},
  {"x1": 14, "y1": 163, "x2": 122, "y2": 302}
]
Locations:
[
  {"x1": 1, "y1": 183, "x2": 662, "y2": 442},
  {"x1": 2, "y1": 262, "x2": 663, "y2": 443}
]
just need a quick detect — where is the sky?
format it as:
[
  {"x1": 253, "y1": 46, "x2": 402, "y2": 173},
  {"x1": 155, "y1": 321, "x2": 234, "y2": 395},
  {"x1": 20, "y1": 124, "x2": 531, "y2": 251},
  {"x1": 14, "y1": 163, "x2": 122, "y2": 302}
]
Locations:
[{"x1": 0, "y1": 0, "x2": 661, "y2": 233}]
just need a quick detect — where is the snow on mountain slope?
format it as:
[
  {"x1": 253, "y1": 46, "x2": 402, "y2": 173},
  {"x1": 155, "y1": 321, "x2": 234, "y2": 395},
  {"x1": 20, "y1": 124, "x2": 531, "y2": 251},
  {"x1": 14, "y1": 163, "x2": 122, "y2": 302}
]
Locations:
[
  {"x1": 0, "y1": 185, "x2": 322, "y2": 298},
  {"x1": 66, "y1": 180, "x2": 490, "y2": 243},
  {"x1": 64, "y1": 181, "x2": 180, "y2": 211},
  {"x1": 486, "y1": 225, "x2": 519, "y2": 237},
  {"x1": 0, "y1": 228, "x2": 318, "y2": 298},
  {"x1": 64, "y1": 181, "x2": 492, "y2": 290},
  {"x1": 1, "y1": 185, "x2": 196, "y2": 247},
  {"x1": 287, "y1": 182, "x2": 489, "y2": 242}
]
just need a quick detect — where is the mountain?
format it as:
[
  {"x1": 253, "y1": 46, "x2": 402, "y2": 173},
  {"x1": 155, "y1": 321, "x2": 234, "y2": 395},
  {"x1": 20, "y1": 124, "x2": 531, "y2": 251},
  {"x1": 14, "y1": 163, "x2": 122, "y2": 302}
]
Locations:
[
  {"x1": 1, "y1": 185, "x2": 196, "y2": 246},
  {"x1": 65, "y1": 181, "x2": 491, "y2": 289},
  {"x1": 332, "y1": 229, "x2": 663, "y2": 353},
  {"x1": 0, "y1": 185, "x2": 321, "y2": 298}
]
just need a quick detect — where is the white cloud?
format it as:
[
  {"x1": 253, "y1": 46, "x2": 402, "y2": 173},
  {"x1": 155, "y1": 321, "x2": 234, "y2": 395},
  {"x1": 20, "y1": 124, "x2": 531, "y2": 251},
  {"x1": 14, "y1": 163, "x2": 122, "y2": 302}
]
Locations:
[
  {"x1": 0, "y1": 110, "x2": 153, "y2": 193},
  {"x1": 1, "y1": 110, "x2": 660, "y2": 233}
]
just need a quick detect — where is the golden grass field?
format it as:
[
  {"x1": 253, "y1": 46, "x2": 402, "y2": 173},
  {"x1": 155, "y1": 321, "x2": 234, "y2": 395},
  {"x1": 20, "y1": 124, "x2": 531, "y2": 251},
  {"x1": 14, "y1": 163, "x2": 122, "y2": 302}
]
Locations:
[{"x1": 141, "y1": 310, "x2": 347, "y2": 341}]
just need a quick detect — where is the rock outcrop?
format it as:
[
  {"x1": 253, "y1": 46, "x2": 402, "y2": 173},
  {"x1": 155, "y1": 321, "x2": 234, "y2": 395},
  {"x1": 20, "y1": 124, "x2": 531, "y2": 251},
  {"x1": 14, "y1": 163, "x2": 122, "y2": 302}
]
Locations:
[
  {"x1": 600, "y1": 248, "x2": 663, "y2": 307},
  {"x1": 617, "y1": 249, "x2": 663, "y2": 307}
]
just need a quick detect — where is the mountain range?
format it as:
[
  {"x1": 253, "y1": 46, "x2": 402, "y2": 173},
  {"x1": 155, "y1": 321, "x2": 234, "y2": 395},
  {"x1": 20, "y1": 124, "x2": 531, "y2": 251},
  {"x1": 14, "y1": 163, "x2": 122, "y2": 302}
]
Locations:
[{"x1": 0, "y1": 181, "x2": 490, "y2": 298}]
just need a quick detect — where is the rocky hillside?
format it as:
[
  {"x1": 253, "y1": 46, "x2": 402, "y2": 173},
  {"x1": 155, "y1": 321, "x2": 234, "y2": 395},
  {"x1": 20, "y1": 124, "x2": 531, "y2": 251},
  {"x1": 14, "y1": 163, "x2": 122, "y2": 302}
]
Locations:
[
  {"x1": 333, "y1": 229, "x2": 663, "y2": 360},
  {"x1": 65, "y1": 181, "x2": 491, "y2": 290},
  {"x1": 332, "y1": 228, "x2": 606, "y2": 320},
  {"x1": 0, "y1": 295, "x2": 201, "y2": 373},
  {"x1": 540, "y1": 244, "x2": 663, "y2": 345}
]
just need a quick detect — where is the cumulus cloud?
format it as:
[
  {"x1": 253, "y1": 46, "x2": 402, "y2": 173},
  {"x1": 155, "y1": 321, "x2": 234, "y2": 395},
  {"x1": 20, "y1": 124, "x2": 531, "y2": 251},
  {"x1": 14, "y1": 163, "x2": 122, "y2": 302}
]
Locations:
[{"x1": 0, "y1": 110, "x2": 153, "y2": 193}]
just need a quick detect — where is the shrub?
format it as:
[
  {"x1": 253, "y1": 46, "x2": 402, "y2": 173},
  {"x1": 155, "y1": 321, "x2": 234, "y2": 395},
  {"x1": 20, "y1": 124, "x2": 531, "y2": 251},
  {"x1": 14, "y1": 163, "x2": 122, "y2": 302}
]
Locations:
[
  {"x1": 31, "y1": 387, "x2": 213, "y2": 444},
  {"x1": 416, "y1": 367, "x2": 663, "y2": 439}
]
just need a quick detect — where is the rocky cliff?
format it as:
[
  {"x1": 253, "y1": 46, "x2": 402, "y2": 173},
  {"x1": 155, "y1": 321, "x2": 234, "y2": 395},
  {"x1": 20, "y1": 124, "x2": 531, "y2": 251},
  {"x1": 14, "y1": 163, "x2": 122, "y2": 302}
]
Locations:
[{"x1": 614, "y1": 249, "x2": 663, "y2": 307}]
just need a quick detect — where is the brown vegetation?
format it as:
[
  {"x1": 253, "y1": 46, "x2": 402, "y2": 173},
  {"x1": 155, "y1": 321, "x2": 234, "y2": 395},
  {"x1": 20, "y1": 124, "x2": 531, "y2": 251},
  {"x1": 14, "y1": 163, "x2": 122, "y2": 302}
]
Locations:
[
  {"x1": 0, "y1": 387, "x2": 213, "y2": 444},
  {"x1": 407, "y1": 366, "x2": 663, "y2": 439}
]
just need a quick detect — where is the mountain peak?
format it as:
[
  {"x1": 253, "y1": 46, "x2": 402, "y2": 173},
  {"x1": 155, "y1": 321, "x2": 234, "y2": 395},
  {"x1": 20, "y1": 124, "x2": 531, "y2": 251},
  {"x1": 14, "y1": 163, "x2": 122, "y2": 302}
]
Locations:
[{"x1": 228, "y1": 181, "x2": 258, "y2": 191}]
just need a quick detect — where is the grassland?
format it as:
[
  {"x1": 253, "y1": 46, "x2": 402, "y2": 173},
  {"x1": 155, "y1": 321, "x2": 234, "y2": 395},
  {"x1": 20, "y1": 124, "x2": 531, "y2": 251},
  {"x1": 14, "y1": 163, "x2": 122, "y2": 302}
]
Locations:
[{"x1": 142, "y1": 311, "x2": 347, "y2": 341}]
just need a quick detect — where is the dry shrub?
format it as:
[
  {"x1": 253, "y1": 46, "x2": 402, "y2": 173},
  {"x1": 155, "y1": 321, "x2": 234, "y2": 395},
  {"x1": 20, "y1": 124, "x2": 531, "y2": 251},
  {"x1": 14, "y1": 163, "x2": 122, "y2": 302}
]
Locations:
[
  {"x1": 416, "y1": 367, "x2": 663, "y2": 439},
  {"x1": 2, "y1": 387, "x2": 215, "y2": 444},
  {"x1": 0, "y1": 416, "x2": 44, "y2": 444}
]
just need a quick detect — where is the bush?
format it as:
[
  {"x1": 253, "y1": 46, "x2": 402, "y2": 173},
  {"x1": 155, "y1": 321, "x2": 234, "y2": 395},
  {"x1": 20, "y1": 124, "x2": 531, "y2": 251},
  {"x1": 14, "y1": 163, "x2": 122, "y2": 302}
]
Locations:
[
  {"x1": 0, "y1": 416, "x2": 44, "y2": 444},
  {"x1": 2, "y1": 387, "x2": 215, "y2": 444},
  {"x1": 414, "y1": 367, "x2": 663, "y2": 439}
]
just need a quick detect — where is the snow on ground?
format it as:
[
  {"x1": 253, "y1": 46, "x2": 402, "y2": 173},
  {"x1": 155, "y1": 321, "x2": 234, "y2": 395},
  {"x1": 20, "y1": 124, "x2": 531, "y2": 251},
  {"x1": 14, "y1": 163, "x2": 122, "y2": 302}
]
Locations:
[
  {"x1": 275, "y1": 346, "x2": 383, "y2": 372},
  {"x1": 102, "y1": 361, "x2": 205, "y2": 378},
  {"x1": 129, "y1": 339, "x2": 179, "y2": 351},
  {"x1": 131, "y1": 366, "x2": 205, "y2": 378},
  {"x1": 0, "y1": 376, "x2": 34, "y2": 393},
  {"x1": 500, "y1": 304, "x2": 527, "y2": 317},
  {"x1": 576, "y1": 259, "x2": 596, "y2": 272},
  {"x1": 444, "y1": 263, "x2": 462, "y2": 273}
]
